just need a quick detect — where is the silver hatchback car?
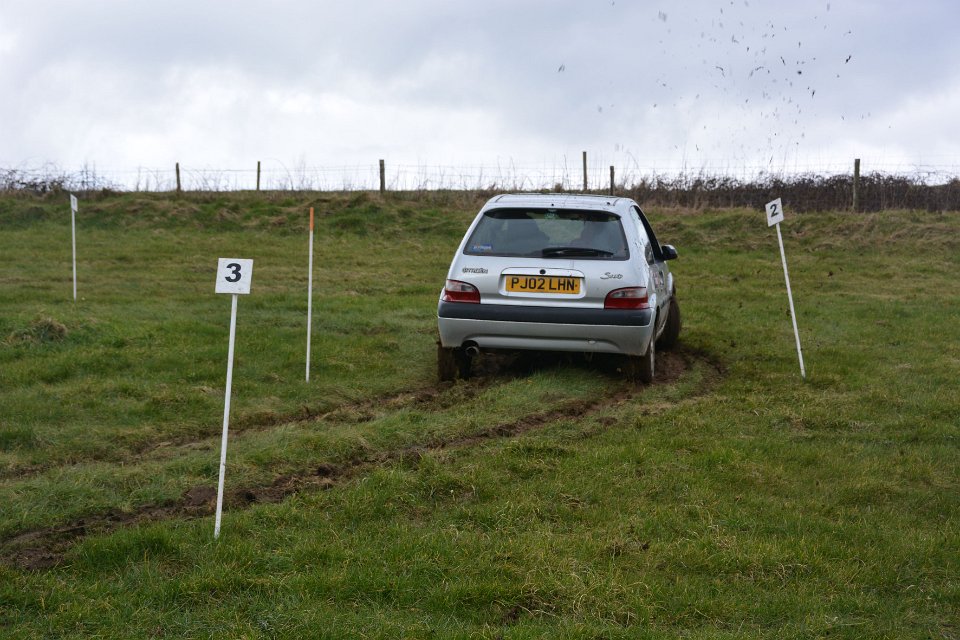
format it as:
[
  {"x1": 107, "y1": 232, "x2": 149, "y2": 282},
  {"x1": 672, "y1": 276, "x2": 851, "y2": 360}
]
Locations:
[{"x1": 437, "y1": 194, "x2": 680, "y2": 382}]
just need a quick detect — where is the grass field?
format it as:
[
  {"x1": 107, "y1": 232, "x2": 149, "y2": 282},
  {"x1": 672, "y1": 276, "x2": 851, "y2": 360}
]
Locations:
[{"x1": 0, "y1": 190, "x2": 958, "y2": 638}]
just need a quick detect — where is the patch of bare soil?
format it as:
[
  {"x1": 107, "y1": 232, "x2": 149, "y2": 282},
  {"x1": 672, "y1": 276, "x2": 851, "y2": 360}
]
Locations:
[{"x1": 1, "y1": 346, "x2": 721, "y2": 571}]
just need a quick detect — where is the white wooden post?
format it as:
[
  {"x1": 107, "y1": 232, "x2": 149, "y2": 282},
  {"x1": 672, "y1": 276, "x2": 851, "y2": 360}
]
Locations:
[
  {"x1": 70, "y1": 194, "x2": 78, "y2": 301},
  {"x1": 215, "y1": 293, "x2": 238, "y2": 538},
  {"x1": 306, "y1": 207, "x2": 315, "y2": 381}
]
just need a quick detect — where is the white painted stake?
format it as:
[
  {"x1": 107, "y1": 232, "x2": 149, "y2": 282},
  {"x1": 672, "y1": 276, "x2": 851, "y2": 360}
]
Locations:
[
  {"x1": 766, "y1": 198, "x2": 806, "y2": 379},
  {"x1": 213, "y1": 258, "x2": 254, "y2": 539},
  {"x1": 214, "y1": 293, "x2": 238, "y2": 539},
  {"x1": 306, "y1": 207, "x2": 314, "y2": 381},
  {"x1": 70, "y1": 194, "x2": 78, "y2": 301}
]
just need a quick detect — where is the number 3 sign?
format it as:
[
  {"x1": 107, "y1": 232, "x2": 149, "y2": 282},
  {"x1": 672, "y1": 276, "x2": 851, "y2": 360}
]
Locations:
[{"x1": 216, "y1": 258, "x2": 254, "y2": 294}]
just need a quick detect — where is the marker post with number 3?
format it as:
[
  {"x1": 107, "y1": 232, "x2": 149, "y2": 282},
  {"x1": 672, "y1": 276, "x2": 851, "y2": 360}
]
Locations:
[
  {"x1": 214, "y1": 258, "x2": 253, "y2": 538},
  {"x1": 765, "y1": 198, "x2": 806, "y2": 379}
]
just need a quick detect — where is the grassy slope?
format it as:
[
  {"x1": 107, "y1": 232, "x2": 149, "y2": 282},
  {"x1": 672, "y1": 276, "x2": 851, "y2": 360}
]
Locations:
[{"x1": 0, "y1": 191, "x2": 958, "y2": 638}]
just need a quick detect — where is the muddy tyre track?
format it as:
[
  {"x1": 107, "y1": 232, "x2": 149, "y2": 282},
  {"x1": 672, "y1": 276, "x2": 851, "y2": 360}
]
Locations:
[
  {"x1": 2, "y1": 347, "x2": 721, "y2": 571},
  {"x1": 0, "y1": 376, "x2": 509, "y2": 483}
]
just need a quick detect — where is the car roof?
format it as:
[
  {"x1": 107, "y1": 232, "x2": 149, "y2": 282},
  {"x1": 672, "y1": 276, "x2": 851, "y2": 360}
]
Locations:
[{"x1": 483, "y1": 193, "x2": 633, "y2": 212}]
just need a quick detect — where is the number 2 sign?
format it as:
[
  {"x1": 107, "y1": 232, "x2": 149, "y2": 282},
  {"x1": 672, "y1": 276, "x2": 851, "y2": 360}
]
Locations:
[
  {"x1": 765, "y1": 197, "x2": 785, "y2": 227},
  {"x1": 215, "y1": 258, "x2": 254, "y2": 294}
]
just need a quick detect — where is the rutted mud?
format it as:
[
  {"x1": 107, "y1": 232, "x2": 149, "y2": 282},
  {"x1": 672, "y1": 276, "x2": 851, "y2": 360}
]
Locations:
[
  {"x1": 0, "y1": 393, "x2": 405, "y2": 481},
  {"x1": 0, "y1": 379, "x2": 502, "y2": 483},
  {"x1": 1, "y1": 347, "x2": 723, "y2": 571}
]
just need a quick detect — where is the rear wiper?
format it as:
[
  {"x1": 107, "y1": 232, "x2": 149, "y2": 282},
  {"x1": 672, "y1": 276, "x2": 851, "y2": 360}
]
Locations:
[{"x1": 541, "y1": 246, "x2": 615, "y2": 257}]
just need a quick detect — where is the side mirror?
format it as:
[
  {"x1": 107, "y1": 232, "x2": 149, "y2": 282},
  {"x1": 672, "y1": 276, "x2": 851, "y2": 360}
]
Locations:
[{"x1": 661, "y1": 244, "x2": 678, "y2": 261}]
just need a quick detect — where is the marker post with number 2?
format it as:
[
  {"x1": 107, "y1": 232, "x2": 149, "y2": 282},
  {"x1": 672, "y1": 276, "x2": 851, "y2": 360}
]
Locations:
[
  {"x1": 214, "y1": 258, "x2": 254, "y2": 538},
  {"x1": 766, "y1": 198, "x2": 806, "y2": 379}
]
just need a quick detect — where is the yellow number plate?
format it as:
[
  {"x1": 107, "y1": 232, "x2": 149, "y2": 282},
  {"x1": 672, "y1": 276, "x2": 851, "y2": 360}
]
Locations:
[{"x1": 505, "y1": 275, "x2": 581, "y2": 294}]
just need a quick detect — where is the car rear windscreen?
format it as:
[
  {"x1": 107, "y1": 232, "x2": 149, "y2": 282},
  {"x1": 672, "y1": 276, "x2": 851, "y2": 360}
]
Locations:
[{"x1": 463, "y1": 208, "x2": 629, "y2": 260}]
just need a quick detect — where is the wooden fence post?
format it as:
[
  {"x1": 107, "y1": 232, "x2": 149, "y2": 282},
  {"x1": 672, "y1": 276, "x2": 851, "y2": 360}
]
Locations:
[
  {"x1": 175, "y1": 162, "x2": 181, "y2": 193},
  {"x1": 852, "y1": 158, "x2": 860, "y2": 212},
  {"x1": 582, "y1": 151, "x2": 588, "y2": 192},
  {"x1": 610, "y1": 166, "x2": 615, "y2": 195},
  {"x1": 379, "y1": 159, "x2": 386, "y2": 194},
  {"x1": 256, "y1": 161, "x2": 261, "y2": 192}
]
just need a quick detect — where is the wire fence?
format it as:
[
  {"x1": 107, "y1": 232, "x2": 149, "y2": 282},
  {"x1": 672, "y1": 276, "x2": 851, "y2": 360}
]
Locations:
[{"x1": 3, "y1": 159, "x2": 960, "y2": 211}]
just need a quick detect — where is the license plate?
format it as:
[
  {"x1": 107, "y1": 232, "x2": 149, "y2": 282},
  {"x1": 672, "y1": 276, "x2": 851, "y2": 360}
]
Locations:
[{"x1": 505, "y1": 275, "x2": 581, "y2": 294}]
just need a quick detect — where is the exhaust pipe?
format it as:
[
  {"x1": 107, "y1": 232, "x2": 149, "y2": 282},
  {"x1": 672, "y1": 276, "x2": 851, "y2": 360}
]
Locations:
[{"x1": 464, "y1": 345, "x2": 480, "y2": 358}]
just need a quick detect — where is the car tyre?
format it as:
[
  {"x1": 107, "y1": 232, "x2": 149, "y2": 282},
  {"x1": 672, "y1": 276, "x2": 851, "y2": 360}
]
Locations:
[
  {"x1": 438, "y1": 344, "x2": 471, "y2": 382},
  {"x1": 626, "y1": 339, "x2": 655, "y2": 384},
  {"x1": 656, "y1": 297, "x2": 682, "y2": 351}
]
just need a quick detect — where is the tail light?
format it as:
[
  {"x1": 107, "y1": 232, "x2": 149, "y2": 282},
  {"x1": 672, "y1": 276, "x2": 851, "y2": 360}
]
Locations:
[
  {"x1": 604, "y1": 286, "x2": 649, "y2": 309},
  {"x1": 442, "y1": 279, "x2": 480, "y2": 303}
]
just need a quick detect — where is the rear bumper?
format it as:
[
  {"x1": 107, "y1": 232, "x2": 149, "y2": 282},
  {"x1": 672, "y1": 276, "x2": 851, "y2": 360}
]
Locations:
[{"x1": 437, "y1": 301, "x2": 653, "y2": 355}]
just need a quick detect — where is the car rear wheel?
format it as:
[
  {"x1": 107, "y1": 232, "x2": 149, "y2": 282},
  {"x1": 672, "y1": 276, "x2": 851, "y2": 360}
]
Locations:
[
  {"x1": 626, "y1": 339, "x2": 655, "y2": 384},
  {"x1": 438, "y1": 344, "x2": 471, "y2": 382},
  {"x1": 656, "y1": 297, "x2": 681, "y2": 351}
]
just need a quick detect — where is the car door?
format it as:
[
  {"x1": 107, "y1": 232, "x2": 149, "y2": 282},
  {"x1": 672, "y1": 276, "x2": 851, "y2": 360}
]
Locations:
[{"x1": 632, "y1": 206, "x2": 669, "y2": 332}]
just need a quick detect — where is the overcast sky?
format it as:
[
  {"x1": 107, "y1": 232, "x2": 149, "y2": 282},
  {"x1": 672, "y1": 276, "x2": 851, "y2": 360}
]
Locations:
[{"x1": 3, "y1": 1, "x2": 960, "y2": 186}]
